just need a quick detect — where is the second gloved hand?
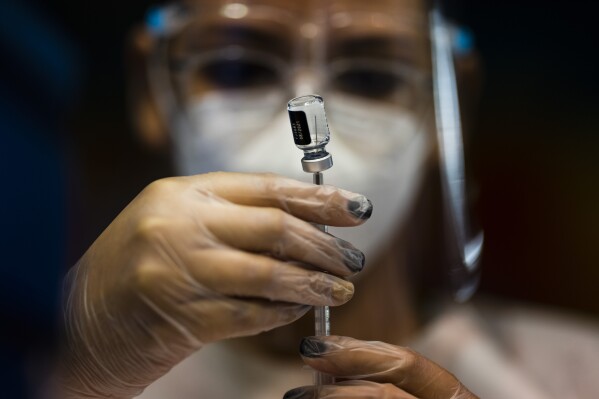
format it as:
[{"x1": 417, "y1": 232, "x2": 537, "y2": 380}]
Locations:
[
  {"x1": 284, "y1": 335, "x2": 479, "y2": 399},
  {"x1": 62, "y1": 172, "x2": 372, "y2": 399}
]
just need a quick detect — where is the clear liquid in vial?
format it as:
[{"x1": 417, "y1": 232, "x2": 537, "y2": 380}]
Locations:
[{"x1": 287, "y1": 95, "x2": 331, "y2": 158}]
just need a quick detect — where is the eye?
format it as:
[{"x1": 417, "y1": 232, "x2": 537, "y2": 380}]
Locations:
[
  {"x1": 331, "y1": 67, "x2": 404, "y2": 98},
  {"x1": 197, "y1": 58, "x2": 280, "y2": 89}
]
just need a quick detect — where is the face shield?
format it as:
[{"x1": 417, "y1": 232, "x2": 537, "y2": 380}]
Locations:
[{"x1": 144, "y1": 0, "x2": 482, "y2": 303}]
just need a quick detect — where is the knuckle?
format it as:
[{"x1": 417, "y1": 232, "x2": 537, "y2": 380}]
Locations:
[
  {"x1": 232, "y1": 302, "x2": 258, "y2": 325},
  {"x1": 266, "y1": 209, "x2": 294, "y2": 258},
  {"x1": 203, "y1": 171, "x2": 235, "y2": 190},
  {"x1": 259, "y1": 171, "x2": 279, "y2": 179},
  {"x1": 130, "y1": 261, "x2": 164, "y2": 295},
  {"x1": 135, "y1": 216, "x2": 167, "y2": 244},
  {"x1": 261, "y1": 172, "x2": 291, "y2": 192},
  {"x1": 252, "y1": 259, "x2": 276, "y2": 289},
  {"x1": 396, "y1": 347, "x2": 419, "y2": 372},
  {"x1": 233, "y1": 301, "x2": 290, "y2": 330},
  {"x1": 205, "y1": 171, "x2": 226, "y2": 181},
  {"x1": 145, "y1": 177, "x2": 174, "y2": 193},
  {"x1": 266, "y1": 207, "x2": 288, "y2": 237},
  {"x1": 259, "y1": 172, "x2": 282, "y2": 183}
]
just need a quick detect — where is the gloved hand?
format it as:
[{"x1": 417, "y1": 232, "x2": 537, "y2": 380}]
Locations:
[
  {"x1": 284, "y1": 336, "x2": 479, "y2": 399},
  {"x1": 62, "y1": 172, "x2": 372, "y2": 399}
]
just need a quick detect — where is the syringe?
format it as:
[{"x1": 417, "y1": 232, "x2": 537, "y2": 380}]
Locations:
[{"x1": 287, "y1": 95, "x2": 335, "y2": 387}]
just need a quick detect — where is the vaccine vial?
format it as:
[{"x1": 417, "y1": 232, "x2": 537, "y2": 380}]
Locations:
[{"x1": 287, "y1": 95, "x2": 333, "y2": 172}]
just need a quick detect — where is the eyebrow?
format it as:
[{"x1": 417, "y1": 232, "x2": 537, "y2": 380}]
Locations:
[
  {"x1": 328, "y1": 34, "x2": 425, "y2": 66},
  {"x1": 173, "y1": 20, "x2": 294, "y2": 61}
]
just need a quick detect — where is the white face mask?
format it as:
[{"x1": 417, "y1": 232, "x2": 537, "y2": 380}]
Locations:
[{"x1": 172, "y1": 91, "x2": 434, "y2": 263}]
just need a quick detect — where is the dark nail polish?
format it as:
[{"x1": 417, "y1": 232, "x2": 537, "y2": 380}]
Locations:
[
  {"x1": 343, "y1": 248, "x2": 365, "y2": 272},
  {"x1": 283, "y1": 387, "x2": 314, "y2": 399},
  {"x1": 300, "y1": 336, "x2": 328, "y2": 358},
  {"x1": 334, "y1": 237, "x2": 365, "y2": 272},
  {"x1": 348, "y1": 197, "x2": 373, "y2": 220}
]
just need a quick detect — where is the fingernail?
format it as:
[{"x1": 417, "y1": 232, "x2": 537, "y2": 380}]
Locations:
[
  {"x1": 343, "y1": 248, "x2": 365, "y2": 273},
  {"x1": 283, "y1": 387, "x2": 313, "y2": 399},
  {"x1": 332, "y1": 279, "x2": 354, "y2": 303},
  {"x1": 336, "y1": 237, "x2": 365, "y2": 272},
  {"x1": 300, "y1": 336, "x2": 328, "y2": 358},
  {"x1": 348, "y1": 196, "x2": 373, "y2": 220}
]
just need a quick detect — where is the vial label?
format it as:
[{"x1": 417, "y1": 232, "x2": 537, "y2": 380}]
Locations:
[{"x1": 288, "y1": 110, "x2": 311, "y2": 145}]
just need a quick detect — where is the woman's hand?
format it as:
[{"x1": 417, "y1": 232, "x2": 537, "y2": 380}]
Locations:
[
  {"x1": 284, "y1": 335, "x2": 478, "y2": 399},
  {"x1": 62, "y1": 172, "x2": 372, "y2": 398}
]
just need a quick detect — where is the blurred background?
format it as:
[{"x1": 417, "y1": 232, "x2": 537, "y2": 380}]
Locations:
[
  {"x1": 448, "y1": 1, "x2": 599, "y2": 315},
  {"x1": 1, "y1": 0, "x2": 598, "y2": 396}
]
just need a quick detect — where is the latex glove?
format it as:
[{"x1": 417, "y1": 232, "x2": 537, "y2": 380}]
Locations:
[
  {"x1": 283, "y1": 336, "x2": 479, "y2": 399},
  {"x1": 62, "y1": 172, "x2": 372, "y2": 399}
]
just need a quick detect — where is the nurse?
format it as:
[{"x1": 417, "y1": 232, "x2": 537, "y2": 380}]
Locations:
[{"x1": 62, "y1": 1, "x2": 480, "y2": 398}]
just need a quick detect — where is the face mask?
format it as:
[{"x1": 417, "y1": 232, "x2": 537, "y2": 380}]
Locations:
[{"x1": 172, "y1": 91, "x2": 433, "y2": 264}]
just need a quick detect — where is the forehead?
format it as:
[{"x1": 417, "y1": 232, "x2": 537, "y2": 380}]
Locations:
[
  {"x1": 182, "y1": 0, "x2": 427, "y2": 11},
  {"x1": 173, "y1": 0, "x2": 430, "y2": 67},
  {"x1": 180, "y1": 0, "x2": 428, "y2": 26}
]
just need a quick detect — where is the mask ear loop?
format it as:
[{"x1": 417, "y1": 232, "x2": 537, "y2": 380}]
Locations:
[{"x1": 430, "y1": 7, "x2": 483, "y2": 302}]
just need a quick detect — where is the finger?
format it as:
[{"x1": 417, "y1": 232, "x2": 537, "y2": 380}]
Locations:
[
  {"x1": 132, "y1": 255, "x2": 351, "y2": 307},
  {"x1": 151, "y1": 298, "x2": 311, "y2": 346},
  {"x1": 185, "y1": 249, "x2": 354, "y2": 306},
  {"x1": 203, "y1": 205, "x2": 365, "y2": 276},
  {"x1": 299, "y1": 336, "x2": 478, "y2": 399},
  {"x1": 198, "y1": 172, "x2": 373, "y2": 226},
  {"x1": 283, "y1": 381, "x2": 419, "y2": 399},
  {"x1": 132, "y1": 262, "x2": 312, "y2": 344}
]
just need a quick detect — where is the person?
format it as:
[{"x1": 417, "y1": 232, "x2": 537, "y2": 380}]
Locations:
[{"x1": 61, "y1": 1, "x2": 599, "y2": 399}]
